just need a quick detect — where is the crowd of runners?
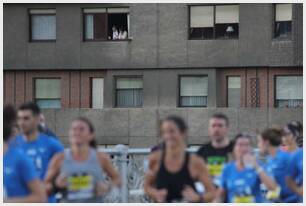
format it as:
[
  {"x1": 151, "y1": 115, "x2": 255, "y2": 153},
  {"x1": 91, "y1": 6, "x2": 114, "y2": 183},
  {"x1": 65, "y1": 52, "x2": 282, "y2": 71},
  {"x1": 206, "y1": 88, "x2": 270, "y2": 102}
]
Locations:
[{"x1": 3, "y1": 101, "x2": 303, "y2": 203}]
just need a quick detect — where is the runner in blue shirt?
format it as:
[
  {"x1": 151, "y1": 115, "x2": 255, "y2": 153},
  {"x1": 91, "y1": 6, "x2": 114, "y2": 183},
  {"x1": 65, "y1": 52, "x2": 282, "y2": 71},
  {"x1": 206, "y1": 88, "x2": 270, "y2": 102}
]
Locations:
[
  {"x1": 3, "y1": 104, "x2": 46, "y2": 203},
  {"x1": 15, "y1": 102, "x2": 64, "y2": 202},
  {"x1": 287, "y1": 148, "x2": 303, "y2": 202},
  {"x1": 258, "y1": 127, "x2": 299, "y2": 202},
  {"x1": 216, "y1": 133, "x2": 277, "y2": 203}
]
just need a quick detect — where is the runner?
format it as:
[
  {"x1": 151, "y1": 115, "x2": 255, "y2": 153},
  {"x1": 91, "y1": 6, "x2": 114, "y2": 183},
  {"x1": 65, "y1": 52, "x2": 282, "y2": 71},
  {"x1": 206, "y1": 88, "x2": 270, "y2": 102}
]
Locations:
[
  {"x1": 286, "y1": 148, "x2": 303, "y2": 202},
  {"x1": 258, "y1": 128, "x2": 299, "y2": 202},
  {"x1": 13, "y1": 102, "x2": 64, "y2": 202},
  {"x1": 196, "y1": 113, "x2": 234, "y2": 187},
  {"x1": 215, "y1": 133, "x2": 277, "y2": 203},
  {"x1": 3, "y1": 105, "x2": 46, "y2": 203},
  {"x1": 44, "y1": 117, "x2": 121, "y2": 202},
  {"x1": 282, "y1": 121, "x2": 303, "y2": 152},
  {"x1": 144, "y1": 115, "x2": 215, "y2": 202}
]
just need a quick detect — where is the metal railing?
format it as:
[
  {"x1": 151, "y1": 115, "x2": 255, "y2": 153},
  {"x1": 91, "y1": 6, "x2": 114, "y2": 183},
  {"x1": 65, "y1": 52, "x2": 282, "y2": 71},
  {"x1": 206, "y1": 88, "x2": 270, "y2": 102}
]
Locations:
[{"x1": 99, "y1": 144, "x2": 198, "y2": 202}]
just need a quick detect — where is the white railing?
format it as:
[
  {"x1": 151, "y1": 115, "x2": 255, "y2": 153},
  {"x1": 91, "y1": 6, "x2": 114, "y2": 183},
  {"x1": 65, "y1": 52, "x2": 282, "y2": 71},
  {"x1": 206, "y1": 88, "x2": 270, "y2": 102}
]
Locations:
[{"x1": 99, "y1": 144, "x2": 199, "y2": 203}]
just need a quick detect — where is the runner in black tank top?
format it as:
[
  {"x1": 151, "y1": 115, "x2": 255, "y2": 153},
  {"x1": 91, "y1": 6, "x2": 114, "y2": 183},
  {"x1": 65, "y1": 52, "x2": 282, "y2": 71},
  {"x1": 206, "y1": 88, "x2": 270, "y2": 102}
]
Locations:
[
  {"x1": 156, "y1": 149, "x2": 196, "y2": 202},
  {"x1": 144, "y1": 115, "x2": 216, "y2": 203}
]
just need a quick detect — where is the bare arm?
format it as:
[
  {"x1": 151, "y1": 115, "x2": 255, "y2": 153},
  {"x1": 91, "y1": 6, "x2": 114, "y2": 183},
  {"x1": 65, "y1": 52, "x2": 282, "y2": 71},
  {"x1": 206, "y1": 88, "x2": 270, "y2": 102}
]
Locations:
[
  {"x1": 143, "y1": 151, "x2": 167, "y2": 202},
  {"x1": 5, "y1": 179, "x2": 47, "y2": 203},
  {"x1": 287, "y1": 176, "x2": 303, "y2": 197},
  {"x1": 98, "y1": 152, "x2": 121, "y2": 187},
  {"x1": 255, "y1": 165, "x2": 278, "y2": 191},
  {"x1": 44, "y1": 152, "x2": 64, "y2": 195},
  {"x1": 214, "y1": 188, "x2": 226, "y2": 203},
  {"x1": 190, "y1": 155, "x2": 216, "y2": 202}
]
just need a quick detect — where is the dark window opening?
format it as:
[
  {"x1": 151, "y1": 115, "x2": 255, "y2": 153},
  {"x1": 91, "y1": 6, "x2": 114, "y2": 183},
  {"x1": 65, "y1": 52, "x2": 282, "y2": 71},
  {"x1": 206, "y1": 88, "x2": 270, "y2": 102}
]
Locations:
[
  {"x1": 189, "y1": 27, "x2": 214, "y2": 39},
  {"x1": 275, "y1": 21, "x2": 292, "y2": 38},
  {"x1": 274, "y1": 4, "x2": 292, "y2": 39},
  {"x1": 83, "y1": 8, "x2": 129, "y2": 41},
  {"x1": 215, "y1": 23, "x2": 239, "y2": 39}
]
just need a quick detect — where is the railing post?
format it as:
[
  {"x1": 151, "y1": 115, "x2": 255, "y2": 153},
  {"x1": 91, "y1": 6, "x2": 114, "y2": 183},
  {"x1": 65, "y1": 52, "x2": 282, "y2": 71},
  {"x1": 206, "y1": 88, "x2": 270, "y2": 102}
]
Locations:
[{"x1": 115, "y1": 144, "x2": 129, "y2": 203}]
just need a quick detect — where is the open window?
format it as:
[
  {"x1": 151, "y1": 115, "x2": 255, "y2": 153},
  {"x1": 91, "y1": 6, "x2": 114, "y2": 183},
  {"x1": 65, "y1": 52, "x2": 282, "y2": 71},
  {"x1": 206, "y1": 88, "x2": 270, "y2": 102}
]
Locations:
[{"x1": 83, "y1": 8, "x2": 130, "y2": 41}]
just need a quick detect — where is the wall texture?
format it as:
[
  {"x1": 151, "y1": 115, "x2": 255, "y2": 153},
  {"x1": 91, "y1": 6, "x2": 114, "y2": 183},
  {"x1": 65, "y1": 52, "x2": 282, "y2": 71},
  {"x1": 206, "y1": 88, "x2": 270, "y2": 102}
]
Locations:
[
  {"x1": 42, "y1": 108, "x2": 302, "y2": 147},
  {"x1": 3, "y1": 3, "x2": 303, "y2": 70}
]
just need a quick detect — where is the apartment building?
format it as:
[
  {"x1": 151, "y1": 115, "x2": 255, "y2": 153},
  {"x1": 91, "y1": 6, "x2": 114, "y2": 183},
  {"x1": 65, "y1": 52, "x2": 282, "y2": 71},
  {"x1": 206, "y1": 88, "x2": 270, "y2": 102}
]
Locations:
[{"x1": 3, "y1": 3, "x2": 303, "y2": 146}]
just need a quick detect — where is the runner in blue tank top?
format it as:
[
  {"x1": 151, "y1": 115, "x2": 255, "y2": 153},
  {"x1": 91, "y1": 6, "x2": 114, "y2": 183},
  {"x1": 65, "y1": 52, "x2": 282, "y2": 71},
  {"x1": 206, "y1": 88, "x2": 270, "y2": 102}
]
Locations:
[
  {"x1": 258, "y1": 128, "x2": 299, "y2": 202},
  {"x1": 3, "y1": 104, "x2": 46, "y2": 203},
  {"x1": 216, "y1": 133, "x2": 277, "y2": 203},
  {"x1": 14, "y1": 102, "x2": 64, "y2": 202}
]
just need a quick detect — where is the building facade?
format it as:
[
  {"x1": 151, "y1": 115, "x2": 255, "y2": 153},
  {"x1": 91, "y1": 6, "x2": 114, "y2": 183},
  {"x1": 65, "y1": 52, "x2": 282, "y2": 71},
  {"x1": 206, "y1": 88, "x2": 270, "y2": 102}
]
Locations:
[{"x1": 3, "y1": 3, "x2": 303, "y2": 146}]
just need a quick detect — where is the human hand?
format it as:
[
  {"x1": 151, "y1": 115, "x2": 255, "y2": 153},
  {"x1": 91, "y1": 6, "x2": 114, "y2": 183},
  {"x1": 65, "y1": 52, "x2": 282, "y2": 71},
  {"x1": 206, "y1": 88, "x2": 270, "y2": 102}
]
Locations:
[
  {"x1": 182, "y1": 185, "x2": 201, "y2": 202},
  {"x1": 55, "y1": 173, "x2": 67, "y2": 189},
  {"x1": 153, "y1": 188, "x2": 168, "y2": 202}
]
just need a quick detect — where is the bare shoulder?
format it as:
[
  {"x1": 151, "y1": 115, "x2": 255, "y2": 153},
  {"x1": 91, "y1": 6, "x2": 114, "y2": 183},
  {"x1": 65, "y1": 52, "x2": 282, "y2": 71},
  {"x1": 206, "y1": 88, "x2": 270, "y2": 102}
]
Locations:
[
  {"x1": 53, "y1": 152, "x2": 65, "y2": 163},
  {"x1": 147, "y1": 150, "x2": 162, "y2": 171},
  {"x1": 189, "y1": 153, "x2": 206, "y2": 169},
  {"x1": 97, "y1": 151, "x2": 112, "y2": 163}
]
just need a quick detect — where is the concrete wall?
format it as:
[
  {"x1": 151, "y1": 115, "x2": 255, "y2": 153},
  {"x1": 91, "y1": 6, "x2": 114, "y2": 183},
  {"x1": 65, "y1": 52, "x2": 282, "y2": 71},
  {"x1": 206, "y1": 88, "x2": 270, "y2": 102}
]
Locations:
[
  {"x1": 4, "y1": 3, "x2": 303, "y2": 70},
  {"x1": 42, "y1": 108, "x2": 302, "y2": 147}
]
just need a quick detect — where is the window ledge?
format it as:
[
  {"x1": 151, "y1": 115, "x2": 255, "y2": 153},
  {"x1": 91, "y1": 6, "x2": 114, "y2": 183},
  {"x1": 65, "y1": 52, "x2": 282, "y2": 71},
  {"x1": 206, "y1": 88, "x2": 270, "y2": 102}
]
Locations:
[
  {"x1": 188, "y1": 38, "x2": 239, "y2": 41},
  {"x1": 29, "y1": 40, "x2": 56, "y2": 43},
  {"x1": 272, "y1": 37, "x2": 292, "y2": 42},
  {"x1": 83, "y1": 38, "x2": 132, "y2": 42}
]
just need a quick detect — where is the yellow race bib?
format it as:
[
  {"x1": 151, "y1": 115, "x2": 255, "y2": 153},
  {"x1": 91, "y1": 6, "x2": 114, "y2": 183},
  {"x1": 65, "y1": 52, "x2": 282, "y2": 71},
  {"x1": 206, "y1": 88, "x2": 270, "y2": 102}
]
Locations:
[
  {"x1": 233, "y1": 195, "x2": 255, "y2": 203},
  {"x1": 68, "y1": 175, "x2": 93, "y2": 191}
]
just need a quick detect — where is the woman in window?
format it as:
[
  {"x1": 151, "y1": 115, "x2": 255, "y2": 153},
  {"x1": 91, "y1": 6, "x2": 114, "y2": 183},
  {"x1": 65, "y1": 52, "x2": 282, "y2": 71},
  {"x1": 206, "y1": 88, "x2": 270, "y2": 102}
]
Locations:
[
  {"x1": 44, "y1": 117, "x2": 121, "y2": 202},
  {"x1": 215, "y1": 133, "x2": 277, "y2": 203},
  {"x1": 144, "y1": 115, "x2": 215, "y2": 203},
  {"x1": 4, "y1": 105, "x2": 46, "y2": 203}
]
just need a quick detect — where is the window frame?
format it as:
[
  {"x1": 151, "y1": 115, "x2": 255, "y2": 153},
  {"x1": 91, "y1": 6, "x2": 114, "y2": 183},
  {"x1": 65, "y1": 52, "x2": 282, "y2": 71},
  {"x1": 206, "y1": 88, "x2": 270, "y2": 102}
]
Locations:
[
  {"x1": 274, "y1": 74, "x2": 303, "y2": 108},
  {"x1": 114, "y1": 76, "x2": 143, "y2": 108},
  {"x1": 273, "y1": 3, "x2": 293, "y2": 40},
  {"x1": 90, "y1": 77, "x2": 104, "y2": 109},
  {"x1": 178, "y1": 75, "x2": 208, "y2": 108},
  {"x1": 28, "y1": 8, "x2": 57, "y2": 42},
  {"x1": 82, "y1": 7, "x2": 131, "y2": 42},
  {"x1": 188, "y1": 4, "x2": 239, "y2": 40},
  {"x1": 33, "y1": 77, "x2": 61, "y2": 108},
  {"x1": 226, "y1": 75, "x2": 241, "y2": 107}
]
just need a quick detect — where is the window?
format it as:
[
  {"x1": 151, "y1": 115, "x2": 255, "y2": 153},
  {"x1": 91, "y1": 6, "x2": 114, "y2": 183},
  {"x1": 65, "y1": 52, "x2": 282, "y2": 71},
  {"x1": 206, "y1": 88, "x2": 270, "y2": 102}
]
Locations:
[
  {"x1": 30, "y1": 9, "x2": 56, "y2": 41},
  {"x1": 116, "y1": 77, "x2": 143, "y2": 107},
  {"x1": 35, "y1": 79, "x2": 61, "y2": 109},
  {"x1": 275, "y1": 76, "x2": 302, "y2": 108},
  {"x1": 227, "y1": 76, "x2": 241, "y2": 107},
  {"x1": 83, "y1": 8, "x2": 130, "y2": 41},
  {"x1": 179, "y1": 76, "x2": 208, "y2": 107},
  {"x1": 189, "y1": 5, "x2": 239, "y2": 39},
  {"x1": 274, "y1": 4, "x2": 292, "y2": 38},
  {"x1": 91, "y1": 78, "x2": 104, "y2": 109}
]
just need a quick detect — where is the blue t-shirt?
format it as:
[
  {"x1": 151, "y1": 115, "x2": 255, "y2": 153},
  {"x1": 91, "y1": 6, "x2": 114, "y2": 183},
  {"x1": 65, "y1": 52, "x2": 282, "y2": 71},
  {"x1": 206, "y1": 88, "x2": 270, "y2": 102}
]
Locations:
[
  {"x1": 4, "y1": 146, "x2": 38, "y2": 198},
  {"x1": 12, "y1": 133, "x2": 64, "y2": 180},
  {"x1": 265, "y1": 149, "x2": 297, "y2": 202},
  {"x1": 287, "y1": 148, "x2": 303, "y2": 202},
  {"x1": 221, "y1": 162, "x2": 262, "y2": 203}
]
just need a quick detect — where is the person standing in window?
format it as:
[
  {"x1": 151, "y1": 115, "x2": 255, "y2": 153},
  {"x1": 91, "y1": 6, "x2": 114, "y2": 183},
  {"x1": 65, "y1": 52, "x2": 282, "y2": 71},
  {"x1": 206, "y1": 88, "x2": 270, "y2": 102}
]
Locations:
[
  {"x1": 4, "y1": 105, "x2": 47, "y2": 203},
  {"x1": 118, "y1": 27, "x2": 128, "y2": 39},
  {"x1": 144, "y1": 115, "x2": 215, "y2": 203},
  {"x1": 196, "y1": 113, "x2": 234, "y2": 188},
  {"x1": 215, "y1": 133, "x2": 277, "y2": 203},
  {"x1": 112, "y1": 26, "x2": 119, "y2": 40}
]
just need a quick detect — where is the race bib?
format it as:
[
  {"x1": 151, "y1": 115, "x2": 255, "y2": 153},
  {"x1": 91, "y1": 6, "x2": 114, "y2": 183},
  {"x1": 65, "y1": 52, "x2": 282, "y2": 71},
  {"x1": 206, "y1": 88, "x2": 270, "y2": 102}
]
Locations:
[
  {"x1": 233, "y1": 195, "x2": 255, "y2": 203},
  {"x1": 68, "y1": 175, "x2": 93, "y2": 191},
  {"x1": 208, "y1": 164, "x2": 224, "y2": 176}
]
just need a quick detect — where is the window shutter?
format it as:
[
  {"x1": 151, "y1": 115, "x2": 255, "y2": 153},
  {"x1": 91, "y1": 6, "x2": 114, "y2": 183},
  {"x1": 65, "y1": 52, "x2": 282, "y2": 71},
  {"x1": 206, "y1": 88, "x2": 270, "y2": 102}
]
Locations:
[
  {"x1": 215, "y1": 5, "x2": 239, "y2": 24},
  {"x1": 276, "y1": 4, "x2": 292, "y2": 21},
  {"x1": 190, "y1": 6, "x2": 214, "y2": 27}
]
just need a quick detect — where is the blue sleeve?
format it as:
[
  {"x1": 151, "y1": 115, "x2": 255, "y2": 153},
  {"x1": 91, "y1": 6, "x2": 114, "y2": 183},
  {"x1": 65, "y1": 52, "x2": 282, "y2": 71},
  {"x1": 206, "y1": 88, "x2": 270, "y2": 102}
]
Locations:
[
  {"x1": 287, "y1": 152, "x2": 297, "y2": 178},
  {"x1": 220, "y1": 164, "x2": 228, "y2": 190},
  {"x1": 19, "y1": 154, "x2": 39, "y2": 183},
  {"x1": 49, "y1": 138, "x2": 64, "y2": 155}
]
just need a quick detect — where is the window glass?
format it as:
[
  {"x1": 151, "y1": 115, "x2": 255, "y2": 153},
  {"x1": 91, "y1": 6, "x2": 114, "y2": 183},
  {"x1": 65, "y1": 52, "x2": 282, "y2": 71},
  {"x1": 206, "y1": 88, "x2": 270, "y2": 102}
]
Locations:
[
  {"x1": 180, "y1": 76, "x2": 208, "y2": 107},
  {"x1": 189, "y1": 5, "x2": 239, "y2": 39},
  {"x1": 92, "y1": 78, "x2": 104, "y2": 109},
  {"x1": 30, "y1": 9, "x2": 56, "y2": 40},
  {"x1": 116, "y1": 78, "x2": 143, "y2": 107},
  {"x1": 275, "y1": 4, "x2": 292, "y2": 38},
  {"x1": 227, "y1": 76, "x2": 241, "y2": 107},
  {"x1": 276, "y1": 76, "x2": 302, "y2": 108},
  {"x1": 35, "y1": 79, "x2": 61, "y2": 109}
]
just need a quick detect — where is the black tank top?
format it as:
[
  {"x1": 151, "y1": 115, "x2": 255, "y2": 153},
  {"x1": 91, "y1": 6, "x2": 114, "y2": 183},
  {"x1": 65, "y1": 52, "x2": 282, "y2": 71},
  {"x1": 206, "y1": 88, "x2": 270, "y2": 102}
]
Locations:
[{"x1": 155, "y1": 149, "x2": 196, "y2": 202}]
